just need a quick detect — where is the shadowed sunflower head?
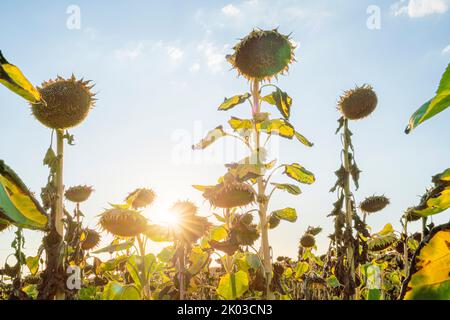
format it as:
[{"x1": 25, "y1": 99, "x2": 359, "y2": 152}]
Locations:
[
  {"x1": 125, "y1": 188, "x2": 156, "y2": 209},
  {"x1": 65, "y1": 185, "x2": 94, "y2": 203},
  {"x1": 300, "y1": 233, "x2": 316, "y2": 248},
  {"x1": 338, "y1": 84, "x2": 377, "y2": 120},
  {"x1": 80, "y1": 228, "x2": 101, "y2": 250},
  {"x1": 170, "y1": 200, "x2": 210, "y2": 244},
  {"x1": 360, "y1": 195, "x2": 390, "y2": 214},
  {"x1": 227, "y1": 28, "x2": 296, "y2": 81},
  {"x1": 32, "y1": 74, "x2": 96, "y2": 129},
  {"x1": 203, "y1": 174, "x2": 256, "y2": 209},
  {"x1": 99, "y1": 207, "x2": 147, "y2": 237}
]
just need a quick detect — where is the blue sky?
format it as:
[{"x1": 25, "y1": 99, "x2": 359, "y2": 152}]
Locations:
[{"x1": 0, "y1": 0, "x2": 449, "y2": 263}]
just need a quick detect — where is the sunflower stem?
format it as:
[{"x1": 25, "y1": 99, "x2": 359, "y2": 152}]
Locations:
[
  {"x1": 342, "y1": 119, "x2": 355, "y2": 300},
  {"x1": 252, "y1": 80, "x2": 273, "y2": 300},
  {"x1": 55, "y1": 129, "x2": 65, "y2": 300}
]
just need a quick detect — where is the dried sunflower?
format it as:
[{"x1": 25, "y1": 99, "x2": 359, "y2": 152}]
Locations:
[
  {"x1": 81, "y1": 228, "x2": 101, "y2": 250},
  {"x1": 125, "y1": 188, "x2": 156, "y2": 209},
  {"x1": 170, "y1": 200, "x2": 210, "y2": 243},
  {"x1": 300, "y1": 233, "x2": 316, "y2": 248},
  {"x1": 65, "y1": 185, "x2": 94, "y2": 203},
  {"x1": 360, "y1": 195, "x2": 390, "y2": 214},
  {"x1": 338, "y1": 84, "x2": 377, "y2": 120},
  {"x1": 99, "y1": 208, "x2": 147, "y2": 237},
  {"x1": 32, "y1": 75, "x2": 95, "y2": 129},
  {"x1": 203, "y1": 175, "x2": 255, "y2": 209},
  {"x1": 227, "y1": 28, "x2": 296, "y2": 81}
]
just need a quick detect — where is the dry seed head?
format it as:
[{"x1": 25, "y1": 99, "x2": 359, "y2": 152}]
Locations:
[
  {"x1": 125, "y1": 188, "x2": 156, "y2": 209},
  {"x1": 99, "y1": 208, "x2": 147, "y2": 237},
  {"x1": 228, "y1": 29, "x2": 296, "y2": 81},
  {"x1": 300, "y1": 234, "x2": 316, "y2": 248},
  {"x1": 171, "y1": 200, "x2": 198, "y2": 217},
  {"x1": 80, "y1": 228, "x2": 101, "y2": 250},
  {"x1": 360, "y1": 195, "x2": 390, "y2": 214},
  {"x1": 32, "y1": 75, "x2": 96, "y2": 129},
  {"x1": 203, "y1": 181, "x2": 255, "y2": 209},
  {"x1": 367, "y1": 234, "x2": 397, "y2": 252},
  {"x1": 65, "y1": 185, "x2": 94, "y2": 203},
  {"x1": 338, "y1": 84, "x2": 377, "y2": 120}
]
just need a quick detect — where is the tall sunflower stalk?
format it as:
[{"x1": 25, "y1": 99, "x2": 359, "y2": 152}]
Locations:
[{"x1": 194, "y1": 29, "x2": 315, "y2": 299}]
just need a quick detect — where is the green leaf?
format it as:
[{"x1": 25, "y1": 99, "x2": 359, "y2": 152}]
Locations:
[
  {"x1": 92, "y1": 239, "x2": 134, "y2": 254},
  {"x1": 262, "y1": 88, "x2": 292, "y2": 120},
  {"x1": 157, "y1": 246, "x2": 175, "y2": 263},
  {"x1": 294, "y1": 131, "x2": 314, "y2": 147},
  {"x1": 218, "y1": 93, "x2": 251, "y2": 111},
  {"x1": 192, "y1": 126, "x2": 226, "y2": 150},
  {"x1": 102, "y1": 281, "x2": 141, "y2": 300},
  {"x1": 126, "y1": 254, "x2": 156, "y2": 288},
  {"x1": 228, "y1": 117, "x2": 253, "y2": 133},
  {"x1": 272, "y1": 207, "x2": 297, "y2": 223},
  {"x1": 295, "y1": 261, "x2": 309, "y2": 278},
  {"x1": 271, "y1": 183, "x2": 301, "y2": 195},
  {"x1": 217, "y1": 271, "x2": 249, "y2": 300},
  {"x1": 283, "y1": 163, "x2": 315, "y2": 185},
  {"x1": 187, "y1": 247, "x2": 209, "y2": 275},
  {"x1": 0, "y1": 160, "x2": 48, "y2": 230},
  {"x1": 406, "y1": 63, "x2": 450, "y2": 133},
  {"x1": 402, "y1": 223, "x2": 450, "y2": 300},
  {"x1": 0, "y1": 51, "x2": 41, "y2": 103},
  {"x1": 26, "y1": 256, "x2": 40, "y2": 275},
  {"x1": 326, "y1": 275, "x2": 340, "y2": 288},
  {"x1": 258, "y1": 119, "x2": 295, "y2": 139}
]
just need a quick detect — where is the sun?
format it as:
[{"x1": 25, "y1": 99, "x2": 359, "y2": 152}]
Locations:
[{"x1": 151, "y1": 210, "x2": 179, "y2": 227}]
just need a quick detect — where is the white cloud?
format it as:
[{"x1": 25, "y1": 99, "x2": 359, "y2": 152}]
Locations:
[
  {"x1": 391, "y1": 0, "x2": 449, "y2": 18},
  {"x1": 114, "y1": 42, "x2": 144, "y2": 60},
  {"x1": 189, "y1": 63, "x2": 201, "y2": 73},
  {"x1": 222, "y1": 4, "x2": 240, "y2": 17},
  {"x1": 442, "y1": 45, "x2": 450, "y2": 54},
  {"x1": 166, "y1": 46, "x2": 184, "y2": 63},
  {"x1": 197, "y1": 42, "x2": 228, "y2": 73}
]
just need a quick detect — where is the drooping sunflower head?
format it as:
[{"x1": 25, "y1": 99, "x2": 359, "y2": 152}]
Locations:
[
  {"x1": 367, "y1": 234, "x2": 397, "y2": 252},
  {"x1": 338, "y1": 84, "x2": 377, "y2": 120},
  {"x1": 65, "y1": 185, "x2": 94, "y2": 203},
  {"x1": 227, "y1": 28, "x2": 296, "y2": 81},
  {"x1": 360, "y1": 195, "x2": 390, "y2": 214},
  {"x1": 32, "y1": 75, "x2": 96, "y2": 129},
  {"x1": 99, "y1": 208, "x2": 147, "y2": 238},
  {"x1": 170, "y1": 200, "x2": 210, "y2": 243},
  {"x1": 300, "y1": 233, "x2": 316, "y2": 248},
  {"x1": 203, "y1": 180, "x2": 255, "y2": 209},
  {"x1": 125, "y1": 188, "x2": 156, "y2": 209},
  {"x1": 80, "y1": 228, "x2": 101, "y2": 251}
]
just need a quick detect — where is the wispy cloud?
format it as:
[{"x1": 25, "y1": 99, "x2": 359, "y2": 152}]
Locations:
[
  {"x1": 222, "y1": 4, "x2": 241, "y2": 17},
  {"x1": 442, "y1": 45, "x2": 450, "y2": 55},
  {"x1": 391, "y1": 0, "x2": 449, "y2": 18},
  {"x1": 197, "y1": 42, "x2": 229, "y2": 73},
  {"x1": 166, "y1": 46, "x2": 184, "y2": 63},
  {"x1": 114, "y1": 42, "x2": 144, "y2": 61},
  {"x1": 189, "y1": 63, "x2": 201, "y2": 73}
]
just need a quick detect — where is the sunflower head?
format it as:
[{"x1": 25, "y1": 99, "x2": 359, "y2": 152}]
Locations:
[
  {"x1": 99, "y1": 208, "x2": 147, "y2": 237},
  {"x1": 203, "y1": 180, "x2": 255, "y2": 209},
  {"x1": 32, "y1": 75, "x2": 95, "y2": 129},
  {"x1": 170, "y1": 200, "x2": 210, "y2": 243},
  {"x1": 227, "y1": 28, "x2": 296, "y2": 81},
  {"x1": 65, "y1": 185, "x2": 94, "y2": 203},
  {"x1": 367, "y1": 234, "x2": 397, "y2": 252},
  {"x1": 360, "y1": 195, "x2": 390, "y2": 214},
  {"x1": 338, "y1": 84, "x2": 377, "y2": 120},
  {"x1": 300, "y1": 234, "x2": 316, "y2": 248},
  {"x1": 81, "y1": 228, "x2": 101, "y2": 250},
  {"x1": 125, "y1": 188, "x2": 156, "y2": 209}
]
